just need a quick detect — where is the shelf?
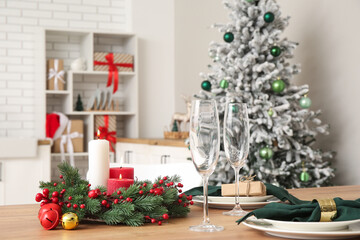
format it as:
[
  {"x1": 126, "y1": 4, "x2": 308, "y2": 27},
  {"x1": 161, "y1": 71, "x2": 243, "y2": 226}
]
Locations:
[
  {"x1": 46, "y1": 90, "x2": 70, "y2": 95},
  {"x1": 51, "y1": 152, "x2": 114, "y2": 157},
  {"x1": 68, "y1": 111, "x2": 136, "y2": 116},
  {"x1": 69, "y1": 71, "x2": 135, "y2": 76}
]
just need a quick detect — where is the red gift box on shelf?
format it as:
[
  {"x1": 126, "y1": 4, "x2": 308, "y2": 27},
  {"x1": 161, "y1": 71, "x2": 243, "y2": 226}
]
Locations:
[{"x1": 94, "y1": 115, "x2": 117, "y2": 152}]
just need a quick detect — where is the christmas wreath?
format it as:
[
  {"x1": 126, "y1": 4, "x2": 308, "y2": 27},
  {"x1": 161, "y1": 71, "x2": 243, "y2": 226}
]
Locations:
[{"x1": 35, "y1": 162, "x2": 193, "y2": 228}]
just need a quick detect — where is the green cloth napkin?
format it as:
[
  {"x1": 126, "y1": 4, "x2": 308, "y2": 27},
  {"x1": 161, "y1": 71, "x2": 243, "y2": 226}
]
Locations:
[
  {"x1": 183, "y1": 183, "x2": 307, "y2": 205},
  {"x1": 183, "y1": 184, "x2": 360, "y2": 223}
]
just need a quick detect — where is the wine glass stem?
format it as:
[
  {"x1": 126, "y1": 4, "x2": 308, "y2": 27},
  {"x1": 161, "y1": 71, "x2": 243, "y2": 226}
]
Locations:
[
  {"x1": 202, "y1": 175, "x2": 210, "y2": 224},
  {"x1": 234, "y1": 166, "x2": 242, "y2": 210}
]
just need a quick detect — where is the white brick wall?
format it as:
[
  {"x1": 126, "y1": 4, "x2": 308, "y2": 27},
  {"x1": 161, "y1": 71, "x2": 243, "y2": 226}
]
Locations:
[{"x1": 0, "y1": 0, "x2": 130, "y2": 137}]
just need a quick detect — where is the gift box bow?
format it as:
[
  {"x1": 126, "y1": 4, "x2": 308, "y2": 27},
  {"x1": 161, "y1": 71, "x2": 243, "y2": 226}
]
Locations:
[
  {"x1": 93, "y1": 53, "x2": 134, "y2": 94},
  {"x1": 48, "y1": 59, "x2": 65, "y2": 91},
  {"x1": 96, "y1": 115, "x2": 116, "y2": 152}
]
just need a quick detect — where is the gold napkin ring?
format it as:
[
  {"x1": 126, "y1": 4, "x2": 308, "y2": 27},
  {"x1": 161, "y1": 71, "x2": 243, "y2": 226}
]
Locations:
[{"x1": 316, "y1": 198, "x2": 337, "y2": 222}]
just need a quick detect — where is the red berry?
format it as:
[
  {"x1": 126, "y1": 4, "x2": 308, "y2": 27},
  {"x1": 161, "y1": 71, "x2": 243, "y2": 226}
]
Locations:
[
  {"x1": 143, "y1": 183, "x2": 147, "y2": 187},
  {"x1": 183, "y1": 203, "x2": 187, "y2": 207},
  {"x1": 145, "y1": 216, "x2": 150, "y2": 219},
  {"x1": 59, "y1": 195, "x2": 63, "y2": 198},
  {"x1": 87, "y1": 184, "x2": 91, "y2": 187},
  {"x1": 67, "y1": 203, "x2": 71, "y2": 208},
  {"x1": 88, "y1": 190, "x2": 98, "y2": 199},
  {"x1": 35, "y1": 193, "x2": 43, "y2": 202},
  {"x1": 114, "y1": 199, "x2": 119, "y2": 204},
  {"x1": 190, "y1": 201, "x2": 194, "y2": 205},
  {"x1": 80, "y1": 204, "x2": 85, "y2": 209},
  {"x1": 159, "y1": 180, "x2": 164, "y2": 184},
  {"x1": 179, "y1": 194, "x2": 184, "y2": 198},
  {"x1": 59, "y1": 202, "x2": 64, "y2": 206},
  {"x1": 117, "y1": 190, "x2": 122, "y2": 195},
  {"x1": 59, "y1": 175, "x2": 63, "y2": 179},
  {"x1": 166, "y1": 183, "x2": 170, "y2": 187},
  {"x1": 126, "y1": 197, "x2": 131, "y2": 202},
  {"x1": 158, "y1": 221, "x2": 162, "y2": 225},
  {"x1": 178, "y1": 199, "x2": 182, "y2": 203},
  {"x1": 40, "y1": 202, "x2": 45, "y2": 207},
  {"x1": 73, "y1": 204, "x2": 78, "y2": 209},
  {"x1": 43, "y1": 199, "x2": 49, "y2": 203},
  {"x1": 149, "y1": 189, "x2": 154, "y2": 194},
  {"x1": 51, "y1": 197, "x2": 59, "y2": 203},
  {"x1": 163, "y1": 176, "x2": 167, "y2": 180},
  {"x1": 151, "y1": 218, "x2": 156, "y2": 223},
  {"x1": 188, "y1": 195, "x2": 193, "y2": 200},
  {"x1": 170, "y1": 182, "x2": 174, "y2": 186},
  {"x1": 160, "y1": 187, "x2": 164, "y2": 191},
  {"x1": 119, "y1": 196, "x2": 124, "y2": 199},
  {"x1": 68, "y1": 196, "x2": 72, "y2": 201},
  {"x1": 153, "y1": 183, "x2": 157, "y2": 188},
  {"x1": 61, "y1": 189, "x2": 66, "y2": 193},
  {"x1": 103, "y1": 192, "x2": 107, "y2": 196},
  {"x1": 139, "y1": 190, "x2": 144, "y2": 195},
  {"x1": 179, "y1": 189, "x2": 182, "y2": 193},
  {"x1": 106, "y1": 203, "x2": 110, "y2": 208},
  {"x1": 101, "y1": 200, "x2": 107, "y2": 206},
  {"x1": 53, "y1": 183, "x2": 57, "y2": 187},
  {"x1": 43, "y1": 188, "x2": 49, "y2": 195},
  {"x1": 62, "y1": 181, "x2": 65, "y2": 185},
  {"x1": 52, "y1": 191, "x2": 59, "y2": 197},
  {"x1": 96, "y1": 189, "x2": 101, "y2": 195},
  {"x1": 162, "y1": 214, "x2": 169, "y2": 220}
]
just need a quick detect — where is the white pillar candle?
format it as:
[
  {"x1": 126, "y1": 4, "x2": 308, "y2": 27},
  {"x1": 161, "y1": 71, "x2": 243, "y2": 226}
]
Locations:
[{"x1": 87, "y1": 139, "x2": 109, "y2": 188}]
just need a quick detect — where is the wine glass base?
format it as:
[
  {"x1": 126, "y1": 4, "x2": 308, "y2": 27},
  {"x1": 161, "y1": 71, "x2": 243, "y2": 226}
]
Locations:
[
  {"x1": 189, "y1": 223, "x2": 224, "y2": 232},
  {"x1": 223, "y1": 208, "x2": 248, "y2": 217}
]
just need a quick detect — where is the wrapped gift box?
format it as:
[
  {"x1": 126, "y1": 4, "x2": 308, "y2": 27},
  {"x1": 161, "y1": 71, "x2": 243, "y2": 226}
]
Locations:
[
  {"x1": 47, "y1": 59, "x2": 65, "y2": 90},
  {"x1": 94, "y1": 115, "x2": 117, "y2": 152},
  {"x1": 93, "y1": 52, "x2": 134, "y2": 72},
  {"x1": 221, "y1": 181, "x2": 266, "y2": 197},
  {"x1": 52, "y1": 120, "x2": 84, "y2": 153}
]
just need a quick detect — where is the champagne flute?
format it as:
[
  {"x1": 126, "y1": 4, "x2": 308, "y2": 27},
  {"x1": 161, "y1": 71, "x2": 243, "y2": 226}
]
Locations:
[
  {"x1": 223, "y1": 101, "x2": 250, "y2": 216},
  {"x1": 189, "y1": 99, "x2": 224, "y2": 232}
]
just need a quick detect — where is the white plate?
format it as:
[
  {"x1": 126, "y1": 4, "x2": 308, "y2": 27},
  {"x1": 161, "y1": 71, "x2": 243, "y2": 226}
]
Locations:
[
  {"x1": 262, "y1": 218, "x2": 360, "y2": 232},
  {"x1": 242, "y1": 220, "x2": 360, "y2": 239},
  {"x1": 194, "y1": 195, "x2": 274, "y2": 203},
  {"x1": 192, "y1": 196, "x2": 280, "y2": 210}
]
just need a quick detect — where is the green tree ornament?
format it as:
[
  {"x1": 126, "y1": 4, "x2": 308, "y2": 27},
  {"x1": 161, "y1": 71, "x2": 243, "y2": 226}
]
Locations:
[{"x1": 75, "y1": 94, "x2": 84, "y2": 111}]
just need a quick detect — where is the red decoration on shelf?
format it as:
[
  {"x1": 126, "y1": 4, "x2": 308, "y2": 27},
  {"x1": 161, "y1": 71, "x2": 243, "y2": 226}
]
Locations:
[
  {"x1": 93, "y1": 53, "x2": 133, "y2": 94},
  {"x1": 97, "y1": 115, "x2": 116, "y2": 152}
]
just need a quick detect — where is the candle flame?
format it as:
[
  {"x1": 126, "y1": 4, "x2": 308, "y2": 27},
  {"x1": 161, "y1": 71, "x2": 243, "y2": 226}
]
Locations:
[
  {"x1": 119, "y1": 174, "x2": 122, "y2": 180},
  {"x1": 97, "y1": 129, "x2": 101, "y2": 139}
]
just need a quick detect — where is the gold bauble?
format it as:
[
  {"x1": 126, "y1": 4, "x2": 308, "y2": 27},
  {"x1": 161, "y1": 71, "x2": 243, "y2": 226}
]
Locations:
[{"x1": 61, "y1": 212, "x2": 79, "y2": 230}]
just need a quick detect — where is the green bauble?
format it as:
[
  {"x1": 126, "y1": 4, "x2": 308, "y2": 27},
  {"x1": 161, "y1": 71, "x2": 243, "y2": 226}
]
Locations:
[
  {"x1": 259, "y1": 147, "x2": 273, "y2": 160},
  {"x1": 201, "y1": 80, "x2": 211, "y2": 91},
  {"x1": 299, "y1": 96, "x2": 312, "y2": 109},
  {"x1": 270, "y1": 46, "x2": 281, "y2": 57},
  {"x1": 268, "y1": 108, "x2": 274, "y2": 117},
  {"x1": 220, "y1": 79, "x2": 229, "y2": 89},
  {"x1": 223, "y1": 32, "x2": 234, "y2": 43},
  {"x1": 232, "y1": 105, "x2": 239, "y2": 113},
  {"x1": 272, "y1": 79, "x2": 285, "y2": 93},
  {"x1": 300, "y1": 171, "x2": 310, "y2": 182},
  {"x1": 264, "y1": 12, "x2": 275, "y2": 23}
]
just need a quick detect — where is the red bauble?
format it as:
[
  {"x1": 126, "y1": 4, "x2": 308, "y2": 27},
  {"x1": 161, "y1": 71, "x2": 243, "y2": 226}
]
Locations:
[
  {"x1": 88, "y1": 190, "x2": 98, "y2": 199},
  {"x1": 35, "y1": 193, "x2": 43, "y2": 202},
  {"x1": 101, "y1": 200, "x2": 107, "y2": 206},
  {"x1": 52, "y1": 191, "x2": 59, "y2": 197},
  {"x1": 80, "y1": 204, "x2": 85, "y2": 209},
  {"x1": 162, "y1": 214, "x2": 169, "y2": 220},
  {"x1": 38, "y1": 203, "x2": 62, "y2": 220},
  {"x1": 40, "y1": 209, "x2": 59, "y2": 230}
]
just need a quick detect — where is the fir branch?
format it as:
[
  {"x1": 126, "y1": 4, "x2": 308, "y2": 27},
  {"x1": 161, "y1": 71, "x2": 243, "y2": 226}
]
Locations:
[
  {"x1": 100, "y1": 209, "x2": 126, "y2": 225},
  {"x1": 162, "y1": 188, "x2": 178, "y2": 205},
  {"x1": 145, "y1": 206, "x2": 167, "y2": 219},
  {"x1": 167, "y1": 204, "x2": 190, "y2": 217},
  {"x1": 133, "y1": 195, "x2": 162, "y2": 211},
  {"x1": 85, "y1": 198, "x2": 101, "y2": 215},
  {"x1": 58, "y1": 162, "x2": 82, "y2": 186},
  {"x1": 121, "y1": 184, "x2": 139, "y2": 198},
  {"x1": 123, "y1": 212, "x2": 144, "y2": 227},
  {"x1": 112, "y1": 202, "x2": 135, "y2": 216}
]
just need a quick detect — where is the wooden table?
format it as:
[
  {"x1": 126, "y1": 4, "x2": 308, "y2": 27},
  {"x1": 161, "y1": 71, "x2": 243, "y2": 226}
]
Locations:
[{"x1": 1, "y1": 185, "x2": 360, "y2": 240}]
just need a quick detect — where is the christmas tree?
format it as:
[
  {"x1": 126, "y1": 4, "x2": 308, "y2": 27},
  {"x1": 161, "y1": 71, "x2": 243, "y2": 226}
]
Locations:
[
  {"x1": 196, "y1": 0, "x2": 335, "y2": 188},
  {"x1": 75, "y1": 94, "x2": 84, "y2": 111}
]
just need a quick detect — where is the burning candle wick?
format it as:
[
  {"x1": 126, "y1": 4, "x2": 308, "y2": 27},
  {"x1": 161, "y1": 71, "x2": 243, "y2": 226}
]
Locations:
[{"x1": 119, "y1": 174, "x2": 122, "y2": 180}]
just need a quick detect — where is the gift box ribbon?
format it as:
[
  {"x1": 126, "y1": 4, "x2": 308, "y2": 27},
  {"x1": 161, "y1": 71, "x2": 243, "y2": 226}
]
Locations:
[
  {"x1": 48, "y1": 59, "x2": 65, "y2": 91},
  {"x1": 93, "y1": 53, "x2": 134, "y2": 94},
  {"x1": 240, "y1": 175, "x2": 256, "y2": 197},
  {"x1": 97, "y1": 115, "x2": 116, "y2": 152},
  {"x1": 60, "y1": 120, "x2": 83, "y2": 167}
]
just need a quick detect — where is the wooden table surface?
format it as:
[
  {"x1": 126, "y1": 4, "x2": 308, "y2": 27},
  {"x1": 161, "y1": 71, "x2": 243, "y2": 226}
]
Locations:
[{"x1": 1, "y1": 185, "x2": 360, "y2": 240}]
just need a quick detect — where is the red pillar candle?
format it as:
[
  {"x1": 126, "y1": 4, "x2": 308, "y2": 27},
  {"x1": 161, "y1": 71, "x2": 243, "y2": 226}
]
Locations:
[
  {"x1": 109, "y1": 167, "x2": 134, "y2": 179},
  {"x1": 107, "y1": 174, "x2": 134, "y2": 195}
]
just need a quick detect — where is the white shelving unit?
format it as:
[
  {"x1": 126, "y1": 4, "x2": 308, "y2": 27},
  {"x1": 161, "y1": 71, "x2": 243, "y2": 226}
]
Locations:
[{"x1": 37, "y1": 28, "x2": 139, "y2": 179}]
